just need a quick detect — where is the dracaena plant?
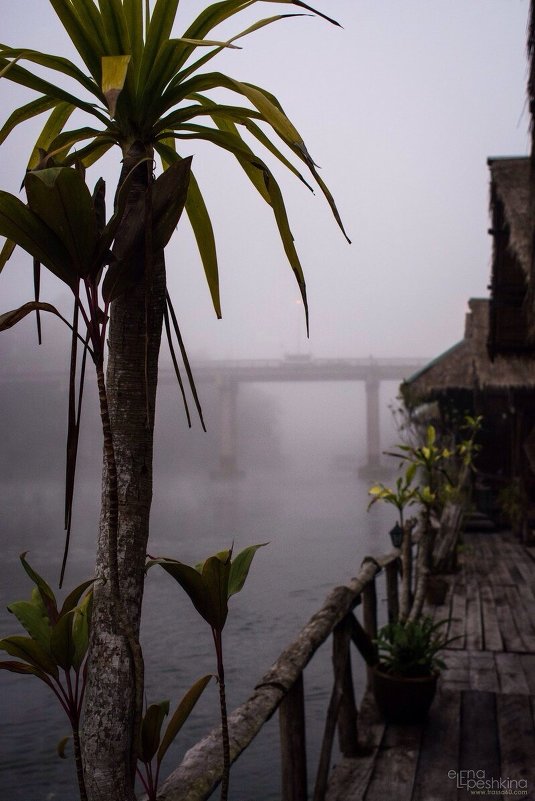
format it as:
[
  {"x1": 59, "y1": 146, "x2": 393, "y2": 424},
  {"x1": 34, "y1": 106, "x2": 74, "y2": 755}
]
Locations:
[
  {"x1": 136, "y1": 675, "x2": 212, "y2": 801},
  {"x1": 368, "y1": 465, "x2": 419, "y2": 623},
  {"x1": 0, "y1": 0, "x2": 348, "y2": 321},
  {"x1": 0, "y1": 161, "x2": 190, "y2": 799},
  {"x1": 147, "y1": 543, "x2": 266, "y2": 801},
  {"x1": 386, "y1": 425, "x2": 455, "y2": 510},
  {"x1": 371, "y1": 415, "x2": 483, "y2": 623},
  {"x1": 0, "y1": 3, "x2": 347, "y2": 798},
  {"x1": 368, "y1": 464, "x2": 419, "y2": 529},
  {"x1": 0, "y1": 554, "x2": 93, "y2": 801},
  {"x1": 0, "y1": 160, "x2": 191, "y2": 581}
]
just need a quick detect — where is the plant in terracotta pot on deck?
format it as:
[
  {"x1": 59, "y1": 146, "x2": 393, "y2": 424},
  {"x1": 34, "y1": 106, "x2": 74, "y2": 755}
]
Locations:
[{"x1": 371, "y1": 616, "x2": 455, "y2": 724}]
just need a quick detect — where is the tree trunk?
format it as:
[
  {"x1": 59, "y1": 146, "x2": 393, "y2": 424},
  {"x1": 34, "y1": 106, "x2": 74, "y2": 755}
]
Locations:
[
  {"x1": 407, "y1": 525, "x2": 430, "y2": 624},
  {"x1": 399, "y1": 520, "x2": 414, "y2": 623},
  {"x1": 82, "y1": 144, "x2": 165, "y2": 801}
]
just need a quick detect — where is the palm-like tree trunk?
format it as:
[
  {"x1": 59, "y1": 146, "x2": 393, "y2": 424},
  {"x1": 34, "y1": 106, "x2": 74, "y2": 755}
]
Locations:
[{"x1": 82, "y1": 145, "x2": 166, "y2": 801}]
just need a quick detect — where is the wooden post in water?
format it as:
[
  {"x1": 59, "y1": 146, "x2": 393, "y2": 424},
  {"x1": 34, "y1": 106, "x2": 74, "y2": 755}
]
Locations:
[{"x1": 279, "y1": 673, "x2": 308, "y2": 801}]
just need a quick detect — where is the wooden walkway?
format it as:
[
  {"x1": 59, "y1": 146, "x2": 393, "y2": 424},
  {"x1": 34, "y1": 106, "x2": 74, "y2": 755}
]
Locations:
[{"x1": 326, "y1": 531, "x2": 535, "y2": 801}]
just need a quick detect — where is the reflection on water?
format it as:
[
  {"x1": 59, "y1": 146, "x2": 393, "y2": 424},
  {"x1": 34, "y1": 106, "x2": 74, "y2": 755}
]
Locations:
[{"x1": 0, "y1": 464, "x2": 394, "y2": 801}]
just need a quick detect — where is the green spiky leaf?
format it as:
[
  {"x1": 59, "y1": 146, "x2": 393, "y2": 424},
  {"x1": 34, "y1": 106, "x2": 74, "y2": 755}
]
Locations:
[
  {"x1": 19, "y1": 554, "x2": 58, "y2": 623},
  {"x1": 140, "y1": 700, "x2": 170, "y2": 763},
  {"x1": 24, "y1": 167, "x2": 97, "y2": 277},
  {"x1": 0, "y1": 635, "x2": 58, "y2": 678},
  {"x1": 157, "y1": 674, "x2": 212, "y2": 765},
  {"x1": 7, "y1": 599, "x2": 52, "y2": 654},
  {"x1": 50, "y1": 610, "x2": 76, "y2": 670},
  {"x1": 228, "y1": 543, "x2": 267, "y2": 598}
]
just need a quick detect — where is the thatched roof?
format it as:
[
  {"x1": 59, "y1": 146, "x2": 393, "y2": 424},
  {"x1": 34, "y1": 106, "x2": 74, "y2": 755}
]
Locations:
[
  {"x1": 488, "y1": 156, "x2": 531, "y2": 277},
  {"x1": 529, "y1": 0, "x2": 535, "y2": 154},
  {"x1": 402, "y1": 298, "x2": 535, "y2": 405}
]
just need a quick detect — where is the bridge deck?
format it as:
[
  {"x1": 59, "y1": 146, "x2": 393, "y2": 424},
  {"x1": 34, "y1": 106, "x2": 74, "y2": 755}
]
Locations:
[{"x1": 326, "y1": 531, "x2": 535, "y2": 801}]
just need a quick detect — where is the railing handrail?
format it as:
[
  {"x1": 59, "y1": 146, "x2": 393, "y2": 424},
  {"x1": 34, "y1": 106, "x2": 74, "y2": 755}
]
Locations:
[{"x1": 157, "y1": 548, "x2": 401, "y2": 801}]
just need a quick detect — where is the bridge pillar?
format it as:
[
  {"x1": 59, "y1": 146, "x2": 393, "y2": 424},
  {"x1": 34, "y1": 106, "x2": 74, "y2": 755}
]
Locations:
[{"x1": 215, "y1": 376, "x2": 241, "y2": 478}]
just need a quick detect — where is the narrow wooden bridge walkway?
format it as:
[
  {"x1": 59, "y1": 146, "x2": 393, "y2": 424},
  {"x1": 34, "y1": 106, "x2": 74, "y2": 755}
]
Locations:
[{"x1": 326, "y1": 531, "x2": 535, "y2": 801}]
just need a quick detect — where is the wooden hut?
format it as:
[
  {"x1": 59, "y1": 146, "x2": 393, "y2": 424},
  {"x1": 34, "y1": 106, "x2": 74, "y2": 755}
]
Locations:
[
  {"x1": 487, "y1": 157, "x2": 534, "y2": 356},
  {"x1": 402, "y1": 298, "x2": 535, "y2": 524}
]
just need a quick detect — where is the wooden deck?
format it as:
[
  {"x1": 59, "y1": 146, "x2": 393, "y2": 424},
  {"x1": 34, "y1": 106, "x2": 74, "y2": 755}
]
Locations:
[{"x1": 326, "y1": 531, "x2": 535, "y2": 801}]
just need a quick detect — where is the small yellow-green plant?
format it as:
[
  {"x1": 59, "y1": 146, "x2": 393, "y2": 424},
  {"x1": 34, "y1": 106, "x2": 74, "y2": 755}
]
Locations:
[
  {"x1": 368, "y1": 468, "x2": 418, "y2": 528},
  {"x1": 369, "y1": 415, "x2": 483, "y2": 622}
]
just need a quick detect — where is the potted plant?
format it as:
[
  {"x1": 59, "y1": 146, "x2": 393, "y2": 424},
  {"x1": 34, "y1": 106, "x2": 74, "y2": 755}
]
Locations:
[
  {"x1": 370, "y1": 415, "x2": 482, "y2": 616},
  {"x1": 372, "y1": 616, "x2": 454, "y2": 723}
]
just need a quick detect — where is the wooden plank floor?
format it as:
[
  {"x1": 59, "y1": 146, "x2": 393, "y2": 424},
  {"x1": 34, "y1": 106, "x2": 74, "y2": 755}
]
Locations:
[{"x1": 326, "y1": 531, "x2": 535, "y2": 801}]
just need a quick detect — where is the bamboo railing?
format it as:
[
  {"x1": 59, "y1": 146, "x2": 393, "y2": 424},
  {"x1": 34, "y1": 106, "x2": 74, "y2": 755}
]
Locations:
[{"x1": 157, "y1": 549, "x2": 402, "y2": 801}]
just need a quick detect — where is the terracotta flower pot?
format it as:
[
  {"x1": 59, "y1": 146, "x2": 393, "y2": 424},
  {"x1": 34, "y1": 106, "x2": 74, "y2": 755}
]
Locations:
[{"x1": 372, "y1": 666, "x2": 438, "y2": 723}]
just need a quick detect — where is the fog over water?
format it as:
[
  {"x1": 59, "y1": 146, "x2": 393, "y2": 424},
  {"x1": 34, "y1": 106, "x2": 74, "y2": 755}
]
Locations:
[
  {"x1": 0, "y1": 1, "x2": 531, "y2": 798},
  {"x1": 1, "y1": 353, "x2": 401, "y2": 800}
]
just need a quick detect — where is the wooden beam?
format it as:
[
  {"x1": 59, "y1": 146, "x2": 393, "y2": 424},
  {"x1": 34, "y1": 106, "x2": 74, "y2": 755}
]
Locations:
[
  {"x1": 313, "y1": 616, "x2": 360, "y2": 800},
  {"x1": 412, "y1": 690, "x2": 460, "y2": 801},
  {"x1": 362, "y1": 575, "x2": 378, "y2": 686},
  {"x1": 385, "y1": 559, "x2": 399, "y2": 623},
  {"x1": 348, "y1": 613, "x2": 377, "y2": 667},
  {"x1": 334, "y1": 618, "x2": 359, "y2": 758},
  {"x1": 496, "y1": 693, "x2": 535, "y2": 790},
  {"x1": 280, "y1": 674, "x2": 308, "y2": 801},
  {"x1": 459, "y1": 690, "x2": 499, "y2": 786}
]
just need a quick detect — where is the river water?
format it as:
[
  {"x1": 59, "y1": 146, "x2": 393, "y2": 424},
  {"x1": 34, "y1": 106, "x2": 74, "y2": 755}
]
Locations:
[{"x1": 0, "y1": 382, "x2": 399, "y2": 801}]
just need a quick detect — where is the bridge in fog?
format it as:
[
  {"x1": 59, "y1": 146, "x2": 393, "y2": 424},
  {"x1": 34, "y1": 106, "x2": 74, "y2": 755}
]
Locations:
[
  {"x1": 162, "y1": 356, "x2": 429, "y2": 475},
  {"x1": 3, "y1": 355, "x2": 429, "y2": 475}
]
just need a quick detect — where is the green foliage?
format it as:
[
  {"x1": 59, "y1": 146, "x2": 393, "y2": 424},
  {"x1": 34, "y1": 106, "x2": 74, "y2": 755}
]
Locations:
[
  {"x1": 136, "y1": 675, "x2": 212, "y2": 801},
  {"x1": 147, "y1": 544, "x2": 266, "y2": 801},
  {"x1": 379, "y1": 415, "x2": 483, "y2": 519},
  {"x1": 0, "y1": 0, "x2": 347, "y2": 585},
  {"x1": 0, "y1": 553, "x2": 93, "y2": 682},
  {"x1": 146, "y1": 543, "x2": 267, "y2": 633},
  {"x1": 0, "y1": 554, "x2": 93, "y2": 798},
  {"x1": 368, "y1": 471, "x2": 418, "y2": 526},
  {"x1": 387, "y1": 425, "x2": 454, "y2": 499},
  {"x1": 375, "y1": 617, "x2": 455, "y2": 678},
  {"x1": 457, "y1": 414, "x2": 483, "y2": 467},
  {"x1": 0, "y1": 5, "x2": 346, "y2": 798},
  {"x1": 0, "y1": 159, "x2": 192, "y2": 324},
  {"x1": 0, "y1": 159, "x2": 192, "y2": 583},
  {"x1": 0, "y1": 1, "x2": 349, "y2": 326}
]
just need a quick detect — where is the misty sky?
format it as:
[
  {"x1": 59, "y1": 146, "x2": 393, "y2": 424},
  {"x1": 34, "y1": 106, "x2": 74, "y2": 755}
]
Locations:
[{"x1": 0, "y1": 1, "x2": 530, "y2": 366}]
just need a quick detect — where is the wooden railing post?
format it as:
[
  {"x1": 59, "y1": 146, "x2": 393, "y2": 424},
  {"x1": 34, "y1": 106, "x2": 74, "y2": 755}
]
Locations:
[
  {"x1": 313, "y1": 614, "x2": 358, "y2": 801},
  {"x1": 157, "y1": 556, "x2": 389, "y2": 801},
  {"x1": 334, "y1": 615, "x2": 359, "y2": 758},
  {"x1": 279, "y1": 673, "x2": 308, "y2": 801},
  {"x1": 385, "y1": 559, "x2": 400, "y2": 623},
  {"x1": 362, "y1": 573, "x2": 378, "y2": 687}
]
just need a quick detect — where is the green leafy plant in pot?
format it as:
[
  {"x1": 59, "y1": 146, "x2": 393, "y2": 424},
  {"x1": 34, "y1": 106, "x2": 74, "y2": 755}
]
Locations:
[{"x1": 372, "y1": 617, "x2": 454, "y2": 724}]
